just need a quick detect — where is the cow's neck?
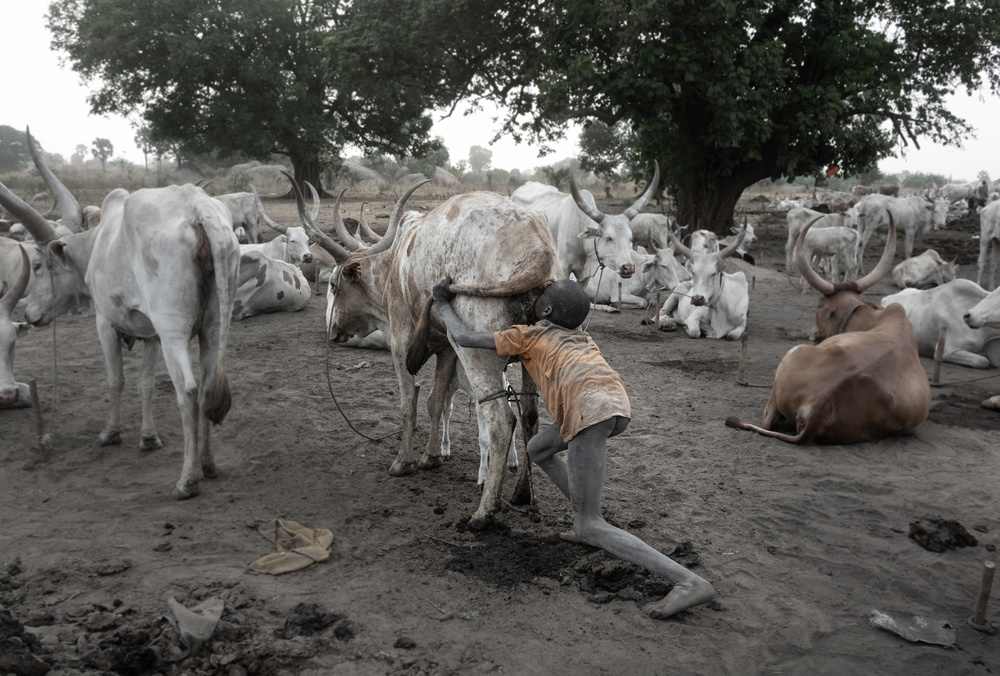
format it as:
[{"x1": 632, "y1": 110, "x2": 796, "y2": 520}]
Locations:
[
  {"x1": 840, "y1": 299, "x2": 882, "y2": 334},
  {"x1": 64, "y1": 228, "x2": 101, "y2": 280}
]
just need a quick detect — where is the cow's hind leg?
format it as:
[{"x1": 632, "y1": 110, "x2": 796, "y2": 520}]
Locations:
[
  {"x1": 196, "y1": 333, "x2": 220, "y2": 480},
  {"x1": 420, "y1": 351, "x2": 457, "y2": 469},
  {"x1": 159, "y1": 338, "x2": 202, "y2": 499},
  {"x1": 95, "y1": 315, "x2": 125, "y2": 447},
  {"x1": 138, "y1": 340, "x2": 163, "y2": 451}
]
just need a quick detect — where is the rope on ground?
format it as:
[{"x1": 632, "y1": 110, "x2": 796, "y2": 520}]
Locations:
[{"x1": 324, "y1": 338, "x2": 399, "y2": 442}]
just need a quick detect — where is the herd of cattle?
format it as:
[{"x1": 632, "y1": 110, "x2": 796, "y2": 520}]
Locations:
[{"x1": 2, "y1": 127, "x2": 1000, "y2": 525}]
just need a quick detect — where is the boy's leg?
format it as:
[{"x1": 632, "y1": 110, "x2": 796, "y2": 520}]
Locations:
[
  {"x1": 525, "y1": 422, "x2": 571, "y2": 500},
  {"x1": 567, "y1": 417, "x2": 715, "y2": 619}
]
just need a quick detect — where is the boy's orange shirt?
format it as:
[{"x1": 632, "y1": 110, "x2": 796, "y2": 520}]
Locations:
[{"x1": 494, "y1": 320, "x2": 631, "y2": 442}]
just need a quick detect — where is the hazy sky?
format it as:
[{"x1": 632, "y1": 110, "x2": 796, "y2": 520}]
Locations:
[{"x1": 4, "y1": 3, "x2": 998, "y2": 181}]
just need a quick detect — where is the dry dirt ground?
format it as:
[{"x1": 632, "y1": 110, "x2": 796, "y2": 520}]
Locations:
[{"x1": 2, "y1": 189, "x2": 999, "y2": 676}]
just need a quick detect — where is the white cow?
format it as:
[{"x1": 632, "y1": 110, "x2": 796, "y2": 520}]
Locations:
[
  {"x1": 688, "y1": 230, "x2": 719, "y2": 254},
  {"x1": 978, "y1": 200, "x2": 1000, "y2": 291},
  {"x1": 856, "y1": 193, "x2": 950, "y2": 264},
  {"x1": 232, "y1": 250, "x2": 310, "y2": 321},
  {"x1": 240, "y1": 186, "x2": 312, "y2": 266},
  {"x1": 3, "y1": 128, "x2": 240, "y2": 500},
  {"x1": 934, "y1": 180, "x2": 989, "y2": 203},
  {"x1": 215, "y1": 191, "x2": 265, "y2": 244},
  {"x1": 964, "y1": 285, "x2": 1000, "y2": 410},
  {"x1": 785, "y1": 207, "x2": 858, "y2": 272},
  {"x1": 881, "y1": 280, "x2": 1000, "y2": 368},
  {"x1": 0, "y1": 238, "x2": 37, "y2": 307},
  {"x1": 628, "y1": 213, "x2": 672, "y2": 250},
  {"x1": 510, "y1": 164, "x2": 659, "y2": 286},
  {"x1": 799, "y1": 226, "x2": 860, "y2": 287},
  {"x1": 659, "y1": 228, "x2": 749, "y2": 339},
  {"x1": 892, "y1": 249, "x2": 957, "y2": 289},
  {"x1": 587, "y1": 243, "x2": 690, "y2": 307},
  {"x1": 0, "y1": 246, "x2": 31, "y2": 408}
]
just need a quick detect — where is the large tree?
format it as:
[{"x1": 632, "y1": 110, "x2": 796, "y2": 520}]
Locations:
[
  {"x1": 0, "y1": 126, "x2": 30, "y2": 174},
  {"x1": 379, "y1": 0, "x2": 1000, "y2": 233},
  {"x1": 47, "y1": 0, "x2": 447, "y2": 191}
]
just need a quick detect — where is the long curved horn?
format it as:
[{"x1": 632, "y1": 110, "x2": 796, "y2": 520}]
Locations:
[
  {"x1": 281, "y1": 170, "x2": 350, "y2": 263},
  {"x1": 367, "y1": 179, "x2": 431, "y2": 255},
  {"x1": 795, "y1": 215, "x2": 835, "y2": 296},
  {"x1": 26, "y1": 128, "x2": 82, "y2": 232},
  {"x1": 329, "y1": 188, "x2": 364, "y2": 251},
  {"x1": 569, "y1": 173, "x2": 605, "y2": 224},
  {"x1": 0, "y1": 245, "x2": 30, "y2": 314},
  {"x1": 667, "y1": 227, "x2": 694, "y2": 259},
  {"x1": 304, "y1": 181, "x2": 321, "y2": 222},
  {"x1": 718, "y1": 222, "x2": 746, "y2": 259},
  {"x1": 358, "y1": 202, "x2": 382, "y2": 243},
  {"x1": 855, "y1": 212, "x2": 896, "y2": 292},
  {"x1": 251, "y1": 185, "x2": 287, "y2": 235},
  {"x1": 0, "y1": 182, "x2": 58, "y2": 243},
  {"x1": 623, "y1": 160, "x2": 661, "y2": 220}
]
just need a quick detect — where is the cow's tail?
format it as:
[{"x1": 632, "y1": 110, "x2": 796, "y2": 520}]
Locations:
[
  {"x1": 405, "y1": 295, "x2": 435, "y2": 376},
  {"x1": 196, "y1": 208, "x2": 237, "y2": 425},
  {"x1": 724, "y1": 416, "x2": 811, "y2": 444}
]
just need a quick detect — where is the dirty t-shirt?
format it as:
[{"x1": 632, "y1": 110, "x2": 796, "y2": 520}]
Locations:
[{"x1": 493, "y1": 320, "x2": 631, "y2": 442}]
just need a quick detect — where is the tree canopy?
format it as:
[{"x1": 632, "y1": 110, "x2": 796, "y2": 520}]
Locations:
[
  {"x1": 0, "y1": 126, "x2": 30, "y2": 174},
  {"x1": 47, "y1": 0, "x2": 455, "y2": 190},
  {"x1": 385, "y1": 0, "x2": 1000, "y2": 231}
]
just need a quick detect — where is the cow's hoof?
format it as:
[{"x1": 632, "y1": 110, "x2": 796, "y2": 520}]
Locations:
[
  {"x1": 418, "y1": 456, "x2": 444, "y2": 470},
  {"x1": 138, "y1": 435, "x2": 163, "y2": 452},
  {"x1": 659, "y1": 321, "x2": 677, "y2": 332},
  {"x1": 202, "y1": 462, "x2": 219, "y2": 479},
  {"x1": 172, "y1": 482, "x2": 200, "y2": 500},
  {"x1": 98, "y1": 430, "x2": 123, "y2": 446},
  {"x1": 388, "y1": 460, "x2": 418, "y2": 477},
  {"x1": 510, "y1": 484, "x2": 532, "y2": 506},
  {"x1": 981, "y1": 395, "x2": 1000, "y2": 412},
  {"x1": 467, "y1": 510, "x2": 496, "y2": 531}
]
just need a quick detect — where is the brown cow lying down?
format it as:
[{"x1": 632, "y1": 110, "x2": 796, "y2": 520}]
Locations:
[{"x1": 726, "y1": 214, "x2": 931, "y2": 443}]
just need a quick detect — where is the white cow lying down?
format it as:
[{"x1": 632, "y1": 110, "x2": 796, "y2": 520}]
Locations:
[
  {"x1": 892, "y1": 249, "x2": 957, "y2": 289},
  {"x1": 964, "y1": 284, "x2": 1000, "y2": 410},
  {"x1": 333, "y1": 331, "x2": 518, "y2": 486},
  {"x1": 587, "y1": 243, "x2": 689, "y2": 309},
  {"x1": 881, "y1": 279, "x2": 1000, "y2": 369}
]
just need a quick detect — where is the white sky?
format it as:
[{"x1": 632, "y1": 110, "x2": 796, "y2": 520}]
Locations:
[{"x1": 4, "y1": 2, "x2": 999, "y2": 182}]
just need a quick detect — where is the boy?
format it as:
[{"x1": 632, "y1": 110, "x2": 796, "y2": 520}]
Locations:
[{"x1": 432, "y1": 277, "x2": 715, "y2": 619}]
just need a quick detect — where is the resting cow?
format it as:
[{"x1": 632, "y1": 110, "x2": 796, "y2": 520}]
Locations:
[
  {"x1": 881, "y1": 280, "x2": 1000, "y2": 369},
  {"x1": 891, "y1": 249, "x2": 957, "y2": 290},
  {"x1": 658, "y1": 226, "x2": 748, "y2": 340},
  {"x1": 964, "y1": 285, "x2": 1000, "y2": 410},
  {"x1": 587, "y1": 242, "x2": 689, "y2": 308},
  {"x1": 726, "y1": 214, "x2": 931, "y2": 443},
  {"x1": 978, "y1": 200, "x2": 1000, "y2": 291}
]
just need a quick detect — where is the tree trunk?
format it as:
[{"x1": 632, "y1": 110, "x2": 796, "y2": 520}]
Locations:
[
  {"x1": 674, "y1": 162, "x2": 772, "y2": 235},
  {"x1": 281, "y1": 152, "x2": 329, "y2": 198}
]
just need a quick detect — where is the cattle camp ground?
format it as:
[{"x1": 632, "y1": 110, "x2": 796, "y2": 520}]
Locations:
[{"x1": 1, "y1": 182, "x2": 999, "y2": 675}]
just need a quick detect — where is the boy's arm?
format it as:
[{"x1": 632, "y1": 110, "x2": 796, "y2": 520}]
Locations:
[{"x1": 433, "y1": 277, "x2": 497, "y2": 350}]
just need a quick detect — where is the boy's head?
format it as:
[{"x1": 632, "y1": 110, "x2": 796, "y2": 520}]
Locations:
[{"x1": 535, "y1": 279, "x2": 590, "y2": 329}]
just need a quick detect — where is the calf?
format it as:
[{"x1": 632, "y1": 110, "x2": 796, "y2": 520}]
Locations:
[
  {"x1": 726, "y1": 214, "x2": 930, "y2": 443},
  {"x1": 799, "y1": 226, "x2": 860, "y2": 287},
  {"x1": 785, "y1": 207, "x2": 857, "y2": 272},
  {"x1": 242, "y1": 186, "x2": 312, "y2": 266},
  {"x1": 587, "y1": 242, "x2": 689, "y2": 308},
  {"x1": 891, "y1": 249, "x2": 957, "y2": 289}
]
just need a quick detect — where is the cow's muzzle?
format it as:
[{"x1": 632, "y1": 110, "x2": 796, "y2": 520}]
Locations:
[
  {"x1": 691, "y1": 295, "x2": 707, "y2": 307},
  {"x1": 619, "y1": 264, "x2": 635, "y2": 279},
  {"x1": 0, "y1": 388, "x2": 19, "y2": 407},
  {"x1": 302, "y1": 253, "x2": 314, "y2": 264}
]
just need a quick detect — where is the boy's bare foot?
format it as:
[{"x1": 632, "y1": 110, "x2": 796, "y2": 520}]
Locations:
[
  {"x1": 559, "y1": 530, "x2": 583, "y2": 543},
  {"x1": 644, "y1": 578, "x2": 715, "y2": 620}
]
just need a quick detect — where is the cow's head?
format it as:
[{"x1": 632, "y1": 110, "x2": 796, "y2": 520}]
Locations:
[
  {"x1": 964, "y1": 287, "x2": 1000, "y2": 330},
  {"x1": 669, "y1": 224, "x2": 745, "y2": 307},
  {"x1": 640, "y1": 242, "x2": 686, "y2": 295},
  {"x1": 570, "y1": 162, "x2": 659, "y2": 279},
  {"x1": 252, "y1": 184, "x2": 314, "y2": 266},
  {"x1": 0, "y1": 129, "x2": 91, "y2": 327},
  {"x1": 0, "y1": 246, "x2": 31, "y2": 407},
  {"x1": 798, "y1": 213, "x2": 896, "y2": 341}
]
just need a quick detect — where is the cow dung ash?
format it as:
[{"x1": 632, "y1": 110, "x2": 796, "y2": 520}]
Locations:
[
  {"x1": 908, "y1": 515, "x2": 979, "y2": 552},
  {"x1": 282, "y1": 602, "x2": 354, "y2": 641}
]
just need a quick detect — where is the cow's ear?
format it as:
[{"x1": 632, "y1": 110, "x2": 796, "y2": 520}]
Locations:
[
  {"x1": 343, "y1": 260, "x2": 362, "y2": 281},
  {"x1": 641, "y1": 260, "x2": 655, "y2": 274},
  {"x1": 578, "y1": 227, "x2": 600, "y2": 239},
  {"x1": 49, "y1": 239, "x2": 70, "y2": 267}
]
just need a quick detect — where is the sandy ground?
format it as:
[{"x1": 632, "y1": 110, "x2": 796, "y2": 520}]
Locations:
[{"x1": 1, "y1": 190, "x2": 999, "y2": 675}]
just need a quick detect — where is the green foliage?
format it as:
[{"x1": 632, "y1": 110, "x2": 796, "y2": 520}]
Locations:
[
  {"x1": 0, "y1": 126, "x2": 30, "y2": 173},
  {"x1": 578, "y1": 120, "x2": 634, "y2": 184},
  {"x1": 417, "y1": 0, "x2": 1000, "y2": 230},
  {"x1": 91, "y1": 137, "x2": 113, "y2": 171}
]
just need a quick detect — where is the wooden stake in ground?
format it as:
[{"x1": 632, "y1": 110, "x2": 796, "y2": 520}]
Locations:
[
  {"x1": 932, "y1": 326, "x2": 947, "y2": 385},
  {"x1": 968, "y1": 560, "x2": 996, "y2": 632},
  {"x1": 410, "y1": 384, "x2": 421, "y2": 435},
  {"x1": 29, "y1": 379, "x2": 49, "y2": 461},
  {"x1": 617, "y1": 282, "x2": 623, "y2": 312},
  {"x1": 738, "y1": 334, "x2": 748, "y2": 385}
]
